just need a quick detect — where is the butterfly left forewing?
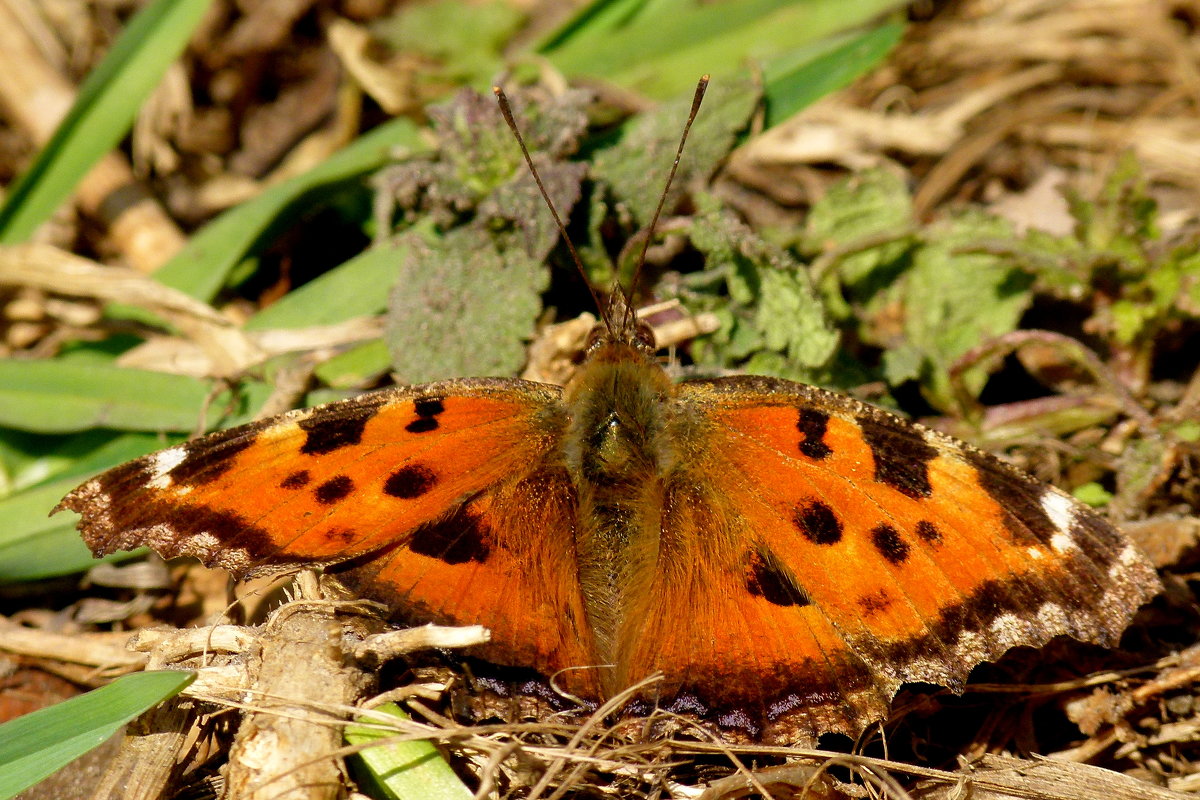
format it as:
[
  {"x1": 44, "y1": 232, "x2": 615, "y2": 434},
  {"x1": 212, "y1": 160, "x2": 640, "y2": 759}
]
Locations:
[
  {"x1": 617, "y1": 375, "x2": 1159, "y2": 742},
  {"x1": 61, "y1": 379, "x2": 558, "y2": 571},
  {"x1": 59, "y1": 378, "x2": 600, "y2": 689}
]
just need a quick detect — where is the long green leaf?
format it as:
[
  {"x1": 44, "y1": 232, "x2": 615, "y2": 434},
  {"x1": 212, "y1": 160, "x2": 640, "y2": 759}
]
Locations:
[
  {"x1": 0, "y1": 429, "x2": 170, "y2": 496},
  {"x1": 244, "y1": 240, "x2": 411, "y2": 331},
  {"x1": 153, "y1": 117, "x2": 424, "y2": 302},
  {"x1": 0, "y1": 0, "x2": 213, "y2": 243},
  {"x1": 347, "y1": 703, "x2": 471, "y2": 800},
  {"x1": 0, "y1": 361, "x2": 271, "y2": 434},
  {"x1": 0, "y1": 671, "x2": 196, "y2": 799},
  {"x1": 539, "y1": 0, "x2": 905, "y2": 100},
  {"x1": 761, "y1": 20, "x2": 905, "y2": 127}
]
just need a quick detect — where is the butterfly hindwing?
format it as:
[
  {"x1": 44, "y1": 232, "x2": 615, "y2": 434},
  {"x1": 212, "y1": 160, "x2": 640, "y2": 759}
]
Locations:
[
  {"x1": 332, "y1": 461, "x2": 599, "y2": 685},
  {"x1": 616, "y1": 376, "x2": 1159, "y2": 740},
  {"x1": 58, "y1": 378, "x2": 598, "y2": 682}
]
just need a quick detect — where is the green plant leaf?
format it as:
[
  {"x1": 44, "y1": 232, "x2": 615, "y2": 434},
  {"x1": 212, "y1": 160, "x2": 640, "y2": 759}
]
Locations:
[
  {"x1": 0, "y1": 361, "x2": 271, "y2": 434},
  {"x1": 0, "y1": 429, "x2": 175, "y2": 497},
  {"x1": 882, "y1": 211, "x2": 1035, "y2": 411},
  {"x1": 538, "y1": 0, "x2": 905, "y2": 102},
  {"x1": 1067, "y1": 150, "x2": 1157, "y2": 266},
  {"x1": 384, "y1": 228, "x2": 548, "y2": 383},
  {"x1": 804, "y1": 167, "x2": 914, "y2": 285},
  {"x1": 153, "y1": 117, "x2": 425, "y2": 303},
  {"x1": 754, "y1": 267, "x2": 840, "y2": 368},
  {"x1": 313, "y1": 340, "x2": 393, "y2": 389},
  {"x1": 760, "y1": 20, "x2": 905, "y2": 127},
  {"x1": 244, "y1": 241, "x2": 412, "y2": 331},
  {"x1": 686, "y1": 198, "x2": 838, "y2": 378},
  {"x1": 375, "y1": 88, "x2": 590, "y2": 231},
  {"x1": 591, "y1": 75, "x2": 760, "y2": 229},
  {"x1": 1073, "y1": 482, "x2": 1114, "y2": 507},
  {"x1": 0, "y1": 670, "x2": 195, "y2": 798},
  {"x1": 371, "y1": 0, "x2": 524, "y2": 87},
  {"x1": 0, "y1": 0, "x2": 213, "y2": 243},
  {"x1": 377, "y1": 89, "x2": 588, "y2": 382},
  {"x1": 346, "y1": 703, "x2": 471, "y2": 800}
]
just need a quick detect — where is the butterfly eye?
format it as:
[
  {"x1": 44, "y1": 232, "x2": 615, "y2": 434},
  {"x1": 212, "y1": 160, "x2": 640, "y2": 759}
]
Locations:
[
  {"x1": 633, "y1": 320, "x2": 657, "y2": 352},
  {"x1": 584, "y1": 323, "x2": 607, "y2": 353}
]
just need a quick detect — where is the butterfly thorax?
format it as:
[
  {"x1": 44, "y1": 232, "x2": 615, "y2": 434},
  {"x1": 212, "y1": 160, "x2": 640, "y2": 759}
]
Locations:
[{"x1": 562, "y1": 339, "x2": 678, "y2": 673}]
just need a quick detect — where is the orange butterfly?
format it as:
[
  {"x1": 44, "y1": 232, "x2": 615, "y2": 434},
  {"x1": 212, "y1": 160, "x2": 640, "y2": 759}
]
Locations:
[{"x1": 57, "y1": 78, "x2": 1160, "y2": 744}]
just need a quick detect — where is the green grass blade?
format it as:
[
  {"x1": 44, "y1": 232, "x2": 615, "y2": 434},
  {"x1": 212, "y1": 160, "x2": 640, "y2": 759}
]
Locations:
[
  {"x1": 0, "y1": 0, "x2": 213, "y2": 244},
  {"x1": 762, "y1": 20, "x2": 905, "y2": 127},
  {"x1": 152, "y1": 117, "x2": 424, "y2": 302},
  {"x1": 244, "y1": 240, "x2": 412, "y2": 331},
  {"x1": 347, "y1": 703, "x2": 472, "y2": 800},
  {"x1": 0, "y1": 429, "x2": 169, "y2": 495},
  {"x1": 533, "y1": 0, "x2": 659, "y2": 52},
  {"x1": 313, "y1": 340, "x2": 392, "y2": 388},
  {"x1": 0, "y1": 671, "x2": 195, "y2": 799},
  {"x1": 0, "y1": 360, "x2": 272, "y2": 434},
  {"x1": 539, "y1": 0, "x2": 905, "y2": 100}
]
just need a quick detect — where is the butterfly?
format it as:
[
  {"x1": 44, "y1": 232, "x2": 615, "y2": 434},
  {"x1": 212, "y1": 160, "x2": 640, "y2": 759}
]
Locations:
[{"x1": 56, "y1": 77, "x2": 1160, "y2": 744}]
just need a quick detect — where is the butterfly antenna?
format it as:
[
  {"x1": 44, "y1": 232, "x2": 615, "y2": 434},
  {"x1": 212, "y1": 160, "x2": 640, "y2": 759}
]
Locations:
[
  {"x1": 493, "y1": 86, "x2": 608, "y2": 333},
  {"x1": 623, "y1": 74, "x2": 709, "y2": 335}
]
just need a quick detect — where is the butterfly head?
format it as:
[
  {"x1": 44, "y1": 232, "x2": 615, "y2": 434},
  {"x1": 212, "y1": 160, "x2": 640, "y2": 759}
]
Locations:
[{"x1": 586, "y1": 288, "x2": 657, "y2": 356}]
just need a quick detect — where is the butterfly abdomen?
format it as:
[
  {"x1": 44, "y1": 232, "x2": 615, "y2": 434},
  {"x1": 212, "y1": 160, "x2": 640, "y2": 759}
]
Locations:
[{"x1": 561, "y1": 342, "x2": 682, "y2": 673}]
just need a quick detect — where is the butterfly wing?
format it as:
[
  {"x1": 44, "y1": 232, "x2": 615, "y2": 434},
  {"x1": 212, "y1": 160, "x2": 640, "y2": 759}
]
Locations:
[
  {"x1": 618, "y1": 376, "x2": 1159, "y2": 742},
  {"x1": 58, "y1": 378, "x2": 597, "y2": 687}
]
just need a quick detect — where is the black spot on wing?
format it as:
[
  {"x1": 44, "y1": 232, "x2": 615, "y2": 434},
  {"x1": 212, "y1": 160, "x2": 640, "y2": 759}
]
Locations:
[
  {"x1": 384, "y1": 464, "x2": 437, "y2": 498},
  {"x1": 858, "y1": 589, "x2": 892, "y2": 616},
  {"x1": 324, "y1": 527, "x2": 358, "y2": 544},
  {"x1": 746, "y1": 550, "x2": 810, "y2": 607},
  {"x1": 169, "y1": 434, "x2": 256, "y2": 486},
  {"x1": 915, "y1": 519, "x2": 943, "y2": 544},
  {"x1": 1067, "y1": 512, "x2": 1124, "y2": 569},
  {"x1": 417, "y1": 398, "x2": 446, "y2": 417},
  {"x1": 408, "y1": 506, "x2": 490, "y2": 564},
  {"x1": 972, "y1": 462, "x2": 1057, "y2": 548},
  {"x1": 793, "y1": 500, "x2": 842, "y2": 545},
  {"x1": 314, "y1": 475, "x2": 354, "y2": 505},
  {"x1": 871, "y1": 523, "x2": 909, "y2": 564},
  {"x1": 796, "y1": 408, "x2": 832, "y2": 460},
  {"x1": 298, "y1": 401, "x2": 383, "y2": 455},
  {"x1": 281, "y1": 470, "x2": 311, "y2": 489},
  {"x1": 858, "y1": 415, "x2": 937, "y2": 499},
  {"x1": 414, "y1": 398, "x2": 445, "y2": 417},
  {"x1": 406, "y1": 397, "x2": 445, "y2": 434}
]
